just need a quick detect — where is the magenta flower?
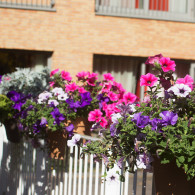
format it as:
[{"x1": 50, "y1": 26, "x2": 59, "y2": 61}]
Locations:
[
  {"x1": 76, "y1": 71, "x2": 89, "y2": 80},
  {"x1": 100, "y1": 117, "x2": 108, "y2": 128},
  {"x1": 65, "y1": 83, "x2": 78, "y2": 92},
  {"x1": 103, "y1": 73, "x2": 114, "y2": 81},
  {"x1": 78, "y1": 87, "x2": 87, "y2": 93},
  {"x1": 49, "y1": 81, "x2": 55, "y2": 87},
  {"x1": 176, "y1": 74, "x2": 194, "y2": 90},
  {"x1": 50, "y1": 69, "x2": 59, "y2": 77},
  {"x1": 140, "y1": 73, "x2": 158, "y2": 87},
  {"x1": 123, "y1": 92, "x2": 137, "y2": 104},
  {"x1": 145, "y1": 54, "x2": 163, "y2": 66},
  {"x1": 108, "y1": 91, "x2": 118, "y2": 101},
  {"x1": 61, "y1": 71, "x2": 72, "y2": 81},
  {"x1": 102, "y1": 83, "x2": 112, "y2": 93},
  {"x1": 87, "y1": 73, "x2": 98, "y2": 86},
  {"x1": 88, "y1": 109, "x2": 103, "y2": 122},
  {"x1": 159, "y1": 57, "x2": 176, "y2": 72}
]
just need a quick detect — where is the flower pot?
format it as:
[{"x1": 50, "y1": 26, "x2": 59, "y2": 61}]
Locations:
[
  {"x1": 47, "y1": 117, "x2": 91, "y2": 159},
  {"x1": 3, "y1": 119, "x2": 21, "y2": 143},
  {"x1": 72, "y1": 117, "x2": 91, "y2": 136},
  {"x1": 152, "y1": 158, "x2": 195, "y2": 195}
]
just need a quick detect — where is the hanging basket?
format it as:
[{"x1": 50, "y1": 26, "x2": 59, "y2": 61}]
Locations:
[
  {"x1": 3, "y1": 119, "x2": 21, "y2": 143},
  {"x1": 152, "y1": 157, "x2": 195, "y2": 195},
  {"x1": 47, "y1": 117, "x2": 91, "y2": 159}
]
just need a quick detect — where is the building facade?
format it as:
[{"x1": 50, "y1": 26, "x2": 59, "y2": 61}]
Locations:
[{"x1": 0, "y1": 0, "x2": 195, "y2": 95}]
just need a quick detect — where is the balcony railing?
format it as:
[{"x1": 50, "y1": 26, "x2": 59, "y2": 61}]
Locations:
[
  {"x1": 95, "y1": 0, "x2": 195, "y2": 23},
  {"x1": 0, "y1": 0, "x2": 55, "y2": 11}
]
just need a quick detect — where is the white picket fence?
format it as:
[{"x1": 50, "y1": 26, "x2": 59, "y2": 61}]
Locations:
[{"x1": 0, "y1": 124, "x2": 155, "y2": 195}]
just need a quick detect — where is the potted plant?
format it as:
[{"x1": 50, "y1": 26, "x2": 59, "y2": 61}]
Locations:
[
  {"x1": 72, "y1": 54, "x2": 195, "y2": 194},
  {"x1": 0, "y1": 67, "x2": 51, "y2": 143},
  {"x1": 18, "y1": 69, "x2": 129, "y2": 159}
]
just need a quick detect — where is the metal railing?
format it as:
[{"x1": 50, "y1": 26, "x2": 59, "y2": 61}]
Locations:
[
  {"x1": 0, "y1": 0, "x2": 55, "y2": 11},
  {"x1": 95, "y1": 0, "x2": 195, "y2": 23}
]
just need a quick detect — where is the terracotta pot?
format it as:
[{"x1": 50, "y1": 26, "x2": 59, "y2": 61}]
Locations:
[
  {"x1": 153, "y1": 158, "x2": 195, "y2": 195},
  {"x1": 47, "y1": 117, "x2": 91, "y2": 159},
  {"x1": 3, "y1": 119, "x2": 20, "y2": 143}
]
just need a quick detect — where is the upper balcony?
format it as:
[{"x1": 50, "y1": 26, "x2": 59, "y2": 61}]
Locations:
[
  {"x1": 0, "y1": 0, "x2": 55, "y2": 11},
  {"x1": 95, "y1": 0, "x2": 195, "y2": 23}
]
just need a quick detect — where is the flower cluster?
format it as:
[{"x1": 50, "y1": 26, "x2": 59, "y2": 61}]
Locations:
[{"x1": 79, "y1": 54, "x2": 195, "y2": 181}]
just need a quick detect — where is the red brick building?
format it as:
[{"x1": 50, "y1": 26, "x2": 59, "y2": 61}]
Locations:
[{"x1": 0, "y1": 0, "x2": 195, "y2": 96}]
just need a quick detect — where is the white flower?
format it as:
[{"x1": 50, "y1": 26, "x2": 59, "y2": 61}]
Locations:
[
  {"x1": 111, "y1": 113, "x2": 122, "y2": 123},
  {"x1": 48, "y1": 99, "x2": 59, "y2": 107},
  {"x1": 168, "y1": 83, "x2": 191, "y2": 97},
  {"x1": 67, "y1": 134, "x2": 81, "y2": 147},
  {"x1": 37, "y1": 98, "x2": 44, "y2": 104},
  {"x1": 51, "y1": 87, "x2": 64, "y2": 96},
  {"x1": 106, "y1": 169, "x2": 120, "y2": 184},
  {"x1": 38, "y1": 92, "x2": 52, "y2": 100},
  {"x1": 57, "y1": 93, "x2": 68, "y2": 101}
]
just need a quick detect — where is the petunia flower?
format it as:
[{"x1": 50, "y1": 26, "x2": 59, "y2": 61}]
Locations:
[
  {"x1": 140, "y1": 73, "x2": 158, "y2": 87},
  {"x1": 51, "y1": 107, "x2": 65, "y2": 125},
  {"x1": 76, "y1": 71, "x2": 89, "y2": 80},
  {"x1": 87, "y1": 73, "x2": 98, "y2": 86},
  {"x1": 67, "y1": 134, "x2": 81, "y2": 147},
  {"x1": 66, "y1": 98, "x2": 80, "y2": 112},
  {"x1": 168, "y1": 83, "x2": 191, "y2": 97},
  {"x1": 132, "y1": 112, "x2": 150, "y2": 129},
  {"x1": 159, "y1": 111, "x2": 178, "y2": 126},
  {"x1": 0, "y1": 75, "x2": 2, "y2": 84},
  {"x1": 57, "y1": 93, "x2": 68, "y2": 101},
  {"x1": 48, "y1": 99, "x2": 59, "y2": 107},
  {"x1": 65, "y1": 83, "x2": 78, "y2": 92},
  {"x1": 108, "y1": 91, "x2": 118, "y2": 101},
  {"x1": 88, "y1": 109, "x2": 103, "y2": 122},
  {"x1": 159, "y1": 57, "x2": 176, "y2": 72},
  {"x1": 78, "y1": 87, "x2": 87, "y2": 93},
  {"x1": 123, "y1": 92, "x2": 137, "y2": 104},
  {"x1": 176, "y1": 75, "x2": 194, "y2": 90},
  {"x1": 51, "y1": 87, "x2": 64, "y2": 96},
  {"x1": 80, "y1": 92, "x2": 92, "y2": 108},
  {"x1": 50, "y1": 69, "x2": 59, "y2": 77},
  {"x1": 38, "y1": 92, "x2": 52, "y2": 100},
  {"x1": 103, "y1": 73, "x2": 114, "y2": 81},
  {"x1": 61, "y1": 71, "x2": 72, "y2": 82},
  {"x1": 106, "y1": 167, "x2": 120, "y2": 184},
  {"x1": 99, "y1": 117, "x2": 108, "y2": 128},
  {"x1": 33, "y1": 118, "x2": 48, "y2": 133},
  {"x1": 66, "y1": 124, "x2": 74, "y2": 137},
  {"x1": 145, "y1": 54, "x2": 163, "y2": 66}
]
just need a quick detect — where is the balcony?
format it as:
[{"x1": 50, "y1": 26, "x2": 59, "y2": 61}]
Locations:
[
  {"x1": 0, "y1": 0, "x2": 55, "y2": 11},
  {"x1": 95, "y1": 0, "x2": 195, "y2": 23}
]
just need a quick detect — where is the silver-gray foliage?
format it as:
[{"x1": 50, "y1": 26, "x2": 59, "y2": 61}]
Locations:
[{"x1": 0, "y1": 67, "x2": 51, "y2": 97}]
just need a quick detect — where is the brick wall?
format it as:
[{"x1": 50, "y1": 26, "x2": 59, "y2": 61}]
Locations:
[{"x1": 0, "y1": 0, "x2": 195, "y2": 75}]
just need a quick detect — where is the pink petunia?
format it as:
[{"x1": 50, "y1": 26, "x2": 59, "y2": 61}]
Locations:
[
  {"x1": 103, "y1": 73, "x2": 114, "y2": 81},
  {"x1": 140, "y1": 73, "x2": 158, "y2": 87},
  {"x1": 78, "y1": 87, "x2": 87, "y2": 93},
  {"x1": 100, "y1": 117, "x2": 108, "y2": 128},
  {"x1": 107, "y1": 91, "x2": 118, "y2": 101},
  {"x1": 65, "y1": 83, "x2": 78, "y2": 92},
  {"x1": 123, "y1": 92, "x2": 137, "y2": 104},
  {"x1": 176, "y1": 74, "x2": 194, "y2": 90},
  {"x1": 49, "y1": 81, "x2": 55, "y2": 87},
  {"x1": 113, "y1": 81, "x2": 126, "y2": 93},
  {"x1": 87, "y1": 73, "x2": 98, "y2": 86},
  {"x1": 145, "y1": 54, "x2": 163, "y2": 66},
  {"x1": 50, "y1": 69, "x2": 59, "y2": 77},
  {"x1": 88, "y1": 109, "x2": 103, "y2": 122},
  {"x1": 61, "y1": 71, "x2": 72, "y2": 81},
  {"x1": 76, "y1": 71, "x2": 89, "y2": 80},
  {"x1": 102, "y1": 82, "x2": 112, "y2": 93},
  {"x1": 159, "y1": 57, "x2": 176, "y2": 72}
]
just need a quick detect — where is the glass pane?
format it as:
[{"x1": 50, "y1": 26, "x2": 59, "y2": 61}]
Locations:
[
  {"x1": 135, "y1": 0, "x2": 144, "y2": 9},
  {"x1": 169, "y1": 0, "x2": 187, "y2": 13}
]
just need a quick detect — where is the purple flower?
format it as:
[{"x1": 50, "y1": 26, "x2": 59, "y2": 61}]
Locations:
[
  {"x1": 159, "y1": 111, "x2": 178, "y2": 126},
  {"x1": 66, "y1": 98, "x2": 80, "y2": 112},
  {"x1": 0, "y1": 75, "x2": 2, "y2": 83},
  {"x1": 66, "y1": 124, "x2": 74, "y2": 137},
  {"x1": 117, "y1": 157, "x2": 125, "y2": 169},
  {"x1": 67, "y1": 134, "x2": 81, "y2": 147},
  {"x1": 132, "y1": 112, "x2": 150, "y2": 129},
  {"x1": 7, "y1": 91, "x2": 29, "y2": 111},
  {"x1": 97, "y1": 94, "x2": 110, "y2": 109},
  {"x1": 80, "y1": 92, "x2": 92, "y2": 108},
  {"x1": 33, "y1": 118, "x2": 47, "y2": 133},
  {"x1": 110, "y1": 123, "x2": 117, "y2": 137},
  {"x1": 51, "y1": 108, "x2": 65, "y2": 125},
  {"x1": 150, "y1": 118, "x2": 162, "y2": 131}
]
